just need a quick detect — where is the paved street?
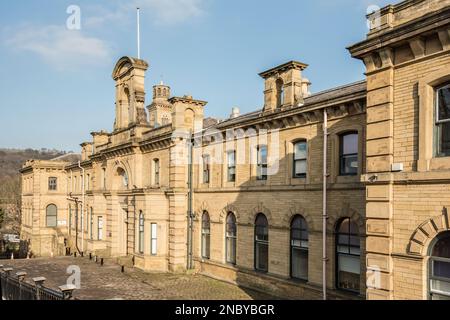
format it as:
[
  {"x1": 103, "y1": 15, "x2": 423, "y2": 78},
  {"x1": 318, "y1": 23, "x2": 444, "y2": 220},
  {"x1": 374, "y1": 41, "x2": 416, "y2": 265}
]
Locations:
[{"x1": 1, "y1": 257, "x2": 277, "y2": 300}]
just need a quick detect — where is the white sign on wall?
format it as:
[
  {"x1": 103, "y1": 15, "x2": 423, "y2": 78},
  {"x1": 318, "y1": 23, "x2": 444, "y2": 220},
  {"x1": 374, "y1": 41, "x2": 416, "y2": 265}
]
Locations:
[{"x1": 58, "y1": 220, "x2": 67, "y2": 226}]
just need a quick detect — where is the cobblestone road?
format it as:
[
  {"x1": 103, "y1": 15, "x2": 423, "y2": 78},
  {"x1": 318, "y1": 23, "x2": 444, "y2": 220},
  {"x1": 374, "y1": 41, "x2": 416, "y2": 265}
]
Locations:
[{"x1": 1, "y1": 257, "x2": 277, "y2": 300}]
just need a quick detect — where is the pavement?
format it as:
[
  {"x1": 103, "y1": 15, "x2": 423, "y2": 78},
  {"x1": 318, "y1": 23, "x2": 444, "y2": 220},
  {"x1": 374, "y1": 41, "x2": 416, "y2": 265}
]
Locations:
[{"x1": 0, "y1": 256, "x2": 277, "y2": 300}]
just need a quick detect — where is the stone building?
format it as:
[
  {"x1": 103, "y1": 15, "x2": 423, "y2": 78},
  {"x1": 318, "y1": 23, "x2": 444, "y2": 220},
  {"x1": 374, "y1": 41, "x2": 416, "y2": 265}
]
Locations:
[{"x1": 20, "y1": 0, "x2": 450, "y2": 300}]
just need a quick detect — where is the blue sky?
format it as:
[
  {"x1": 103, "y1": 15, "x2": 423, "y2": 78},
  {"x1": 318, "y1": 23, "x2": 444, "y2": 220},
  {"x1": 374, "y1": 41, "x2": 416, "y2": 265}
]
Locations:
[{"x1": 0, "y1": 0, "x2": 394, "y2": 151}]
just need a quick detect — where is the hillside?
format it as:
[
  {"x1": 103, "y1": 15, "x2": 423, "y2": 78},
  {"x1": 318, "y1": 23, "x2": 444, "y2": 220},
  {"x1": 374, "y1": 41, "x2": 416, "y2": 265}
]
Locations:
[{"x1": 0, "y1": 148, "x2": 67, "y2": 180}]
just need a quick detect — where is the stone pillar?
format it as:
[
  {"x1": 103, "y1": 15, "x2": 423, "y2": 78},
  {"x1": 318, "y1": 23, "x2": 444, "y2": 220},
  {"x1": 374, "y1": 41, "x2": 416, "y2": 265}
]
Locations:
[
  {"x1": 363, "y1": 48, "x2": 395, "y2": 300},
  {"x1": 167, "y1": 135, "x2": 189, "y2": 272}
]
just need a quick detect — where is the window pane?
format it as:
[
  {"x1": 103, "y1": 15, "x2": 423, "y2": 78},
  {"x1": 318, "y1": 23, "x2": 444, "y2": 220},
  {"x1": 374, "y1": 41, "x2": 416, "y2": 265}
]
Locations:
[
  {"x1": 433, "y1": 260, "x2": 450, "y2": 279},
  {"x1": 46, "y1": 216, "x2": 57, "y2": 227},
  {"x1": 343, "y1": 134, "x2": 358, "y2": 155},
  {"x1": 228, "y1": 151, "x2": 235, "y2": 166},
  {"x1": 295, "y1": 160, "x2": 307, "y2": 176},
  {"x1": 431, "y1": 292, "x2": 450, "y2": 300},
  {"x1": 438, "y1": 86, "x2": 450, "y2": 121},
  {"x1": 341, "y1": 155, "x2": 358, "y2": 175},
  {"x1": 437, "y1": 122, "x2": 450, "y2": 157},
  {"x1": 431, "y1": 279, "x2": 450, "y2": 295},
  {"x1": 151, "y1": 223, "x2": 157, "y2": 255},
  {"x1": 202, "y1": 234, "x2": 210, "y2": 259},
  {"x1": 258, "y1": 146, "x2": 267, "y2": 164},
  {"x1": 294, "y1": 142, "x2": 307, "y2": 160},
  {"x1": 291, "y1": 248, "x2": 308, "y2": 280},
  {"x1": 98, "y1": 217, "x2": 103, "y2": 240},
  {"x1": 338, "y1": 254, "x2": 360, "y2": 291},
  {"x1": 256, "y1": 243, "x2": 268, "y2": 271},
  {"x1": 433, "y1": 234, "x2": 450, "y2": 258},
  {"x1": 226, "y1": 237, "x2": 236, "y2": 264}
]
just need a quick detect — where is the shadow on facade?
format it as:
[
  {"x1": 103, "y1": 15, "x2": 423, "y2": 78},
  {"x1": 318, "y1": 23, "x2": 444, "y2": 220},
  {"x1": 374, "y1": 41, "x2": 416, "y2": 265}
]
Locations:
[{"x1": 195, "y1": 119, "x2": 367, "y2": 300}]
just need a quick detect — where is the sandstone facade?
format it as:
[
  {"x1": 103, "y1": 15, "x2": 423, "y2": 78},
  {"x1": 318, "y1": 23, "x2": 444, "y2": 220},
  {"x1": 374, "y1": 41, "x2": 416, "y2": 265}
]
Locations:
[{"x1": 20, "y1": 0, "x2": 450, "y2": 300}]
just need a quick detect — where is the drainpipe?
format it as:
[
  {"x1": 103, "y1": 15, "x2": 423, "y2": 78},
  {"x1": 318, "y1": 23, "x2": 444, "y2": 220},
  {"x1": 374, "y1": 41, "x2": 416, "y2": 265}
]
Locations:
[
  {"x1": 322, "y1": 109, "x2": 328, "y2": 300},
  {"x1": 78, "y1": 161, "x2": 85, "y2": 255},
  {"x1": 68, "y1": 194, "x2": 81, "y2": 255},
  {"x1": 187, "y1": 132, "x2": 194, "y2": 270}
]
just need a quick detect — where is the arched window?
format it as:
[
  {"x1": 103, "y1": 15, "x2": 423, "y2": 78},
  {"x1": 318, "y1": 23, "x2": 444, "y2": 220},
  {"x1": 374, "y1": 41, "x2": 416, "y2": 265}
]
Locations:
[
  {"x1": 429, "y1": 231, "x2": 450, "y2": 300},
  {"x1": 201, "y1": 211, "x2": 210, "y2": 259},
  {"x1": 291, "y1": 215, "x2": 308, "y2": 280},
  {"x1": 255, "y1": 213, "x2": 269, "y2": 272},
  {"x1": 153, "y1": 159, "x2": 160, "y2": 185},
  {"x1": 276, "y1": 79, "x2": 284, "y2": 108},
  {"x1": 46, "y1": 204, "x2": 57, "y2": 227},
  {"x1": 339, "y1": 132, "x2": 359, "y2": 176},
  {"x1": 116, "y1": 168, "x2": 129, "y2": 189},
  {"x1": 226, "y1": 213, "x2": 237, "y2": 264},
  {"x1": 138, "y1": 211, "x2": 144, "y2": 254},
  {"x1": 293, "y1": 140, "x2": 307, "y2": 178},
  {"x1": 336, "y1": 218, "x2": 360, "y2": 292}
]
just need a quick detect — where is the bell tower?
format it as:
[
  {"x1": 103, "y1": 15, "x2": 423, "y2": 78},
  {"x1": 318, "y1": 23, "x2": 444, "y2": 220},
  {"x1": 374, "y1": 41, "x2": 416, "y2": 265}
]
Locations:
[
  {"x1": 147, "y1": 81, "x2": 173, "y2": 127},
  {"x1": 112, "y1": 56, "x2": 149, "y2": 131}
]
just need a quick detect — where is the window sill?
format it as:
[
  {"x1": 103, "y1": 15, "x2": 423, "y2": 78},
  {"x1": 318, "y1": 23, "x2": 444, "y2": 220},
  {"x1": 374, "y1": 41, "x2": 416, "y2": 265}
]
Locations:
[
  {"x1": 290, "y1": 177, "x2": 307, "y2": 185},
  {"x1": 335, "y1": 175, "x2": 359, "y2": 184},
  {"x1": 419, "y1": 156, "x2": 450, "y2": 172}
]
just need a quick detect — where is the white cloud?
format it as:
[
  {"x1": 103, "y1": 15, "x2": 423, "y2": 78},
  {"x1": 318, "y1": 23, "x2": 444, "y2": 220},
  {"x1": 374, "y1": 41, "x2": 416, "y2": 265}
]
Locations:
[{"x1": 5, "y1": 25, "x2": 112, "y2": 71}]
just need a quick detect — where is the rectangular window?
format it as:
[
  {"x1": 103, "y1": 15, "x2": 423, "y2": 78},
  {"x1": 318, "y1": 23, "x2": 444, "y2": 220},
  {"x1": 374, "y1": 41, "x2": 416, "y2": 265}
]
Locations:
[
  {"x1": 339, "y1": 133, "x2": 358, "y2": 176},
  {"x1": 203, "y1": 155, "x2": 210, "y2": 184},
  {"x1": 102, "y1": 168, "x2": 106, "y2": 189},
  {"x1": 435, "y1": 84, "x2": 450, "y2": 157},
  {"x1": 227, "y1": 151, "x2": 236, "y2": 182},
  {"x1": 154, "y1": 159, "x2": 160, "y2": 185},
  {"x1": 257, "y1": 146, "x2": 268, "y2": 181},
  {"x1": 68, "y1": 206, "x2": 72, "y2": 232},
  {"x1": 293, "y1": 141, "x2": 307, "y2": 178},
  {"x1": 90, "y1": 208, "x2": 94, "y2": 240},
  {"x1": 97, "y1": 216, "x2": 103, "y2": 240},
  {"x1": 139, "y1": 213, "x2": 144, "y2": 254},
  {"x1": 48, "y1": 177, "x2": 57, "y2": 191},
  {"x1": 151, "y1": 223, "x2": 157, "y2": 255}
]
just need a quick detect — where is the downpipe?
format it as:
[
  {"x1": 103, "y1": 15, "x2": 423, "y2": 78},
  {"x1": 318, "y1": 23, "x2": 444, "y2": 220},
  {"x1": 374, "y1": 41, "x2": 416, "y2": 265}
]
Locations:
[
  {"x1": 187, "y1": 133, "x2": 194, "y2": 270},
  {"x1": 323, "y1": 109, "x2": 329, "y2": 300}
]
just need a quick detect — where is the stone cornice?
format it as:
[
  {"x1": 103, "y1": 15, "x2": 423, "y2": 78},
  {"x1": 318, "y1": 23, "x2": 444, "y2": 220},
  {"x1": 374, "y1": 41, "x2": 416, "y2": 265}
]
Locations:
[
  {"x1": 168, "y1": 96, "x2": 207, "y2": 107},
  {"x1": 258, "y1": 60, "x2": 308, "y2": 79},
  {"x1": 348, "y1": 7, "x2": 450, "y2": 58}
]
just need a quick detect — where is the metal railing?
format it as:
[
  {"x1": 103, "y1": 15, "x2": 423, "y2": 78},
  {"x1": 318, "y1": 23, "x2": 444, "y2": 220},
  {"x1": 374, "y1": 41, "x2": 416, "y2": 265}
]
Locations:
[{"x1": 0, "y1": 267, "x2": 74, "y2": 300}]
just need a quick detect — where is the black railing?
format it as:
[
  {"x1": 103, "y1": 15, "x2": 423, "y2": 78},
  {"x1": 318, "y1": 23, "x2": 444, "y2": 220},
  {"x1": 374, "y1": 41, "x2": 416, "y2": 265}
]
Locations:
[{"x1": 0, "y1": 269, "x2": 69, "y2": 300}]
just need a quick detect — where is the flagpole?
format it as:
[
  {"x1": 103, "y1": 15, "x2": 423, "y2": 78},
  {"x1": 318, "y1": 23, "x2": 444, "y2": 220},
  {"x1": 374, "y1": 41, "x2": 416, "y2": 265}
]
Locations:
[{"x1": 137, "y1": 7, "x2": 141, "y2": 59}]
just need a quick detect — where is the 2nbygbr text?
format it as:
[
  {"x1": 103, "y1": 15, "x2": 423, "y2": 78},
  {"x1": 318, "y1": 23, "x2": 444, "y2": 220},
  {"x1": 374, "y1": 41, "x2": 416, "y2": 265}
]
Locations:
[{"x1": 175, "y1": 304, "x2": 275, "y2": 318}]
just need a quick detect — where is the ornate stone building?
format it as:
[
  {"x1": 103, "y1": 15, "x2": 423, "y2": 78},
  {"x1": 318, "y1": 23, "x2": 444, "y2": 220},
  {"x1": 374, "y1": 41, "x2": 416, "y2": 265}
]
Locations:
[{"x1": 20, "y1": 0, "x2": 450, "y2": 300}]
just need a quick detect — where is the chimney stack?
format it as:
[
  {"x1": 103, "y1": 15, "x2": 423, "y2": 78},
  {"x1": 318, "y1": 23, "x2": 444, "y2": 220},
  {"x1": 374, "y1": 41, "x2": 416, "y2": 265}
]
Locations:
[{"x1": 230, "y1": 107, "x2": 240, "y2": 119}]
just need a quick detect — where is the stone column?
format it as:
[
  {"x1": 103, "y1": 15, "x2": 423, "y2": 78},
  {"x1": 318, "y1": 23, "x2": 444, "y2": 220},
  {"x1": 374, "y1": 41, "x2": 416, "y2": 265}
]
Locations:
[
  {"x1": 363, "y1": 48, "x2": 395, "y2": 300},
  {"x1": 167, "y1": 136, "x2": 189, "y2": 272}
]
